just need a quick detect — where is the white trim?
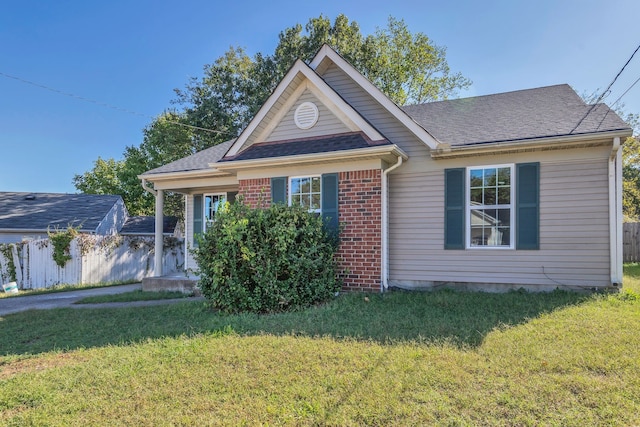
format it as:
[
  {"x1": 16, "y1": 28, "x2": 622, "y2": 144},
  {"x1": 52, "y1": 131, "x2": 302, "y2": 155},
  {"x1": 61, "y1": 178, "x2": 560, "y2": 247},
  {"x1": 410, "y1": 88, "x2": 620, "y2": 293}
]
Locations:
[
  {"x1": 288, "y1": 175, "x2": 322, "y2": 213},
  {"x1": 465, "y1": 164, "x2": 515, "y2": 249},
  {"x1": 431, "y1": 130, "x2": 632, "y2": 159},
  {"x1": 215, "y1": 145, "x2": 408, "y2": 172},
  {"x1": 310, "y1": 44, "x2": 440, "y2": 150},
  {"x1": 226, "y1": 59, "x2": 384, "y2": 157}
]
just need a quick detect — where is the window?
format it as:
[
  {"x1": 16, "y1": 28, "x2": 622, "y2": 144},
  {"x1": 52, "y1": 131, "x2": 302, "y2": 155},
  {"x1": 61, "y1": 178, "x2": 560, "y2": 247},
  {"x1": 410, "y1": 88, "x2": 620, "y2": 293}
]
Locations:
[
  {"x1": 467, "y1": 165, "x2": 513, "y2": 248},
  {"x1": 444, "y1": 163, "x2": 539, "y2": 250},
  {"x1": 204, "y1": 193, "x2": 226, "y2": 230},
  {"x1": 288, "y1": 176, "x2": 321, "y2": 213}
]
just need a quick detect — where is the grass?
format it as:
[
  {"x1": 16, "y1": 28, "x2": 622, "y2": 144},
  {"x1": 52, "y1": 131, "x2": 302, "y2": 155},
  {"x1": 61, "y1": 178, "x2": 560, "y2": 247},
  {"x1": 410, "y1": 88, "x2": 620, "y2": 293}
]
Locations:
[
  {"x1": 0, "y1": 267, "x2": 639, "y2": 425},
  {"x1": 0, "y1": 280, "x2": 138, "y2": 299},
  {"x1": 74, "y1": 290, "x2": 190, "y2": 304}
]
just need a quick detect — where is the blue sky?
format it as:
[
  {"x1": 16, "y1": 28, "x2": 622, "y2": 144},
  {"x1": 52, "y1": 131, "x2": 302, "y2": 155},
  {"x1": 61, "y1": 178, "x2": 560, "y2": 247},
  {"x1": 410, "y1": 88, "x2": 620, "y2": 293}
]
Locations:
[{"x1": 1, "y1": 0, "x2": 639, "y2": 194}]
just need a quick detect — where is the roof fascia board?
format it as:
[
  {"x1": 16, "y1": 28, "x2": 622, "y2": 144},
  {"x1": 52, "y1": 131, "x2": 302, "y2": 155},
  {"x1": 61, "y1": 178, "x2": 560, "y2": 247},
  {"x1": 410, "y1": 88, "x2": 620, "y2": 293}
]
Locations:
[
  {"x1": 138, "y1": 168, "x2": 230, "y2": 182},
  {"x1": 431, "y1": 129, "x2": 633, "y2": 159},
  {"x1": 227, "y1": 59, "x2": 384, "y2": 157},
  {"x1": 309, "y1": 45, "x2": 440, "y2": 150},
  {"x1": 214, "y1": 145, "x2": 408, "y2": 172}
]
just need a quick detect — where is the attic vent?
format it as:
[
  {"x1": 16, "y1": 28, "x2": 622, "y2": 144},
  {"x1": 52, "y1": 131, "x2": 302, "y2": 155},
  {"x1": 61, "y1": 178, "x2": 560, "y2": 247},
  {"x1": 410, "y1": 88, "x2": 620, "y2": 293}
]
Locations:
[
  {"x1": 24, "y1": 194, "x2": 36, "y2": 200},
  {"x1": 294, "y1": 102, "x2": 319, "y2": 130}
]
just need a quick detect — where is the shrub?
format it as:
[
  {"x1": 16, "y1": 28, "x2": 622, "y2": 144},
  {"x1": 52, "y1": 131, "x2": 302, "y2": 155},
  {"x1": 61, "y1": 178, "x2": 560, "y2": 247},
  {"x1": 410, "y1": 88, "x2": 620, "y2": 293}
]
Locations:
[{"x1": 193, "y1": 201, "x2": 341, "y2": 313}]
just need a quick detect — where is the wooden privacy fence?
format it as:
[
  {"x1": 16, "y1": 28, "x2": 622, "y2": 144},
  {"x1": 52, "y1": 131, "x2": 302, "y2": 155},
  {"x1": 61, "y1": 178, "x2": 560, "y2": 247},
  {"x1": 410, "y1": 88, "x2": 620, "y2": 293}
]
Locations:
[
  {"x1": 623, "y1": 222, "x2": 640, "y2": 263},
  {"x1": 0, "y1": 235, "x2": 184, "y2": 289}
]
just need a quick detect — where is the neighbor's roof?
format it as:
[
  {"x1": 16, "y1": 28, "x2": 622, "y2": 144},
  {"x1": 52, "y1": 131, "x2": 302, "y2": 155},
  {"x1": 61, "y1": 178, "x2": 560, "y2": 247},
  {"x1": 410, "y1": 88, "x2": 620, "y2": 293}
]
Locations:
[
  {"x1": 0, "y1": 192, "x2": 122, "y2": 232},
  {"x1": 219, "y1": 132, "x2": 391, "y2": 162},
  {"x1": 142, "y1": 139, "x2": 235, "y2": 175},
  {"x1": 120, "y1": 215, "x2": 178, "y2": 235},
  {"x1": 402, "y1": 84, "x2": 631, "y2": 146}
]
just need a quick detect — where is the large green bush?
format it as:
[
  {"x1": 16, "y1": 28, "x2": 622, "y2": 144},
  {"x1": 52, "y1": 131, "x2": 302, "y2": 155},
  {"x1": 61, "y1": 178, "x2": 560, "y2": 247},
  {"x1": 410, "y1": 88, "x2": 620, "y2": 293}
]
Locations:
[{"x1": 193, "y1": 201, "x2": 341, "y2": 313}]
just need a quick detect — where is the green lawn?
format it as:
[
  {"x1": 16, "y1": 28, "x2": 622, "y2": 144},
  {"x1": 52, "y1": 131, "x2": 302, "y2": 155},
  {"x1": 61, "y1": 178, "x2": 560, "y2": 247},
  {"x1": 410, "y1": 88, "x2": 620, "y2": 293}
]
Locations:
[{"x1": 1, "y1": 267, "x2": 639, "y2": 425}]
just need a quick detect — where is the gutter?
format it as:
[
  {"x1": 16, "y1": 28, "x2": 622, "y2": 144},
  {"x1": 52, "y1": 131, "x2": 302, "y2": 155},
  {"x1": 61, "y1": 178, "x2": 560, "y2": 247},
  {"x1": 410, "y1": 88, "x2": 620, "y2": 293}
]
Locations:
[
  {"x1": 381, "y1": 155, "x2": 404, "y2": 292},
  {"x1": 609, "y1": 137, "x2": 623, "y2": 287},
  {"x1": 214, "y1": 145, "x2": 408, "y2": 172},
  {"x1": 431, "y1": 129, "x2": 631, "y2": 159}
]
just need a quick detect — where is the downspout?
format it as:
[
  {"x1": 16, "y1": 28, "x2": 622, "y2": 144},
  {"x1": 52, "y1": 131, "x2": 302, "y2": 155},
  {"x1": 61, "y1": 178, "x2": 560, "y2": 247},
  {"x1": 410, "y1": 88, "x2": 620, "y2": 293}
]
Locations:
[
  {"x1": 608, "y1": 137, "x2": 623, "y2": 287},
  {"x1": 141, "y1": 179, "x2": 165, "y2": 277},
  {"x1": 381, "y1": 156, "x2": 404, "y2": 292}
]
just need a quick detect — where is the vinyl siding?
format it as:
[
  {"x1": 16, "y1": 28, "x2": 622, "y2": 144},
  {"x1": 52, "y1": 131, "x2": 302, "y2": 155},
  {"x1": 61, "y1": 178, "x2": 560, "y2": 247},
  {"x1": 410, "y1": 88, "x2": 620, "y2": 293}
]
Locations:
[
  {"x1": 244, "y1": 74, "x2": 304, "y2": 149},
  {"x1": 320, "y1": 64, "x2": 430, "y2": 159},
  {"x1": 264, "y1": 89, "x2": 350, "y2": 142},
  {"x1": 388, "y1": 154, "x2": 612, "y2": 288}
]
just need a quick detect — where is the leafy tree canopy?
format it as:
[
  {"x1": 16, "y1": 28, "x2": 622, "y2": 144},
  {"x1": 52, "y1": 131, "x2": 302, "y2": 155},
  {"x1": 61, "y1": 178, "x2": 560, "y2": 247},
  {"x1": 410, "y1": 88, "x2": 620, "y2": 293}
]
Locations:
[{"x1": 74, "y1": 14, "x2": 471, "y2": 217}]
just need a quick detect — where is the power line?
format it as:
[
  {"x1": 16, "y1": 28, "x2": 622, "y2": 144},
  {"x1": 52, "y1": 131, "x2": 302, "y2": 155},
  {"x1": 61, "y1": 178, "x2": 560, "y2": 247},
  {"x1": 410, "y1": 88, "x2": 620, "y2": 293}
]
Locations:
[
  {"x1": 596, "y1": 74, "x2": 640, "y2": 131},
  {"x1": 0, "y1": 71, "x2": 235, "y2": 137},
  {"x1": 570, "y1": 42, "x2": 640, "y2": 134}
]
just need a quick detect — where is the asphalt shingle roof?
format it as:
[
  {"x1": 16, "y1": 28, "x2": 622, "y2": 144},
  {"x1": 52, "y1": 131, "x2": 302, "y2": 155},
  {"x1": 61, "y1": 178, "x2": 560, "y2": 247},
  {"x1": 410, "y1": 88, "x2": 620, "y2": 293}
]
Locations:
[
  {"x1": 120, "y1": 216, "x2": 178, "y2": 235},
  {"x1": 141, "y1": 84, "x2": 632, "y2": 175},
  {"x1": 402, "y1": 84, "x2": 631, "y2": 146},
  {"x1": 220, "y1": 132, "x2": 390, "y2": 162},
  {"x1": 142, "y1": 139, "x2": 235, "y2": 175},
  {"x1": 0, "y1": 192, "x2": 122, "y2": 232}
]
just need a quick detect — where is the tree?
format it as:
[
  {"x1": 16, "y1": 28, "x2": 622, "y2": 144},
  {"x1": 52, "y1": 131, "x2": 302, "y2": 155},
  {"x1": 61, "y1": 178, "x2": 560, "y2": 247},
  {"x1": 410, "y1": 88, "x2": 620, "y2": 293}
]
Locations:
[
  {"x1": 620, "y1": 111, "x2": 640, "y2": 221},
  {"x1": 75, "y1": 14, "x2": 471, "y2": 218}
]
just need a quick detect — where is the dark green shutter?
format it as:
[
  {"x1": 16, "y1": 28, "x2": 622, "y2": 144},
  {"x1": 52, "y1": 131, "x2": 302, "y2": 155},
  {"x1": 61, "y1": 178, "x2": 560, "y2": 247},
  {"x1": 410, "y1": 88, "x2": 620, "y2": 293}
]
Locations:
[
  {"x1": 444, "y1": 168, "x2": 465, "y2": 249},
  {"x1": 193, "y1": 194, "x2": 203, "y2": 246},
  {"x1": 271, "y1": 177, "x2": 287, "y2": 204},
  {"x1": 321, "y1": 173, "x2": 339, "y2": 232},
  {"x1": 516, "y1": 162, "x2": 540, "y2": 250}
]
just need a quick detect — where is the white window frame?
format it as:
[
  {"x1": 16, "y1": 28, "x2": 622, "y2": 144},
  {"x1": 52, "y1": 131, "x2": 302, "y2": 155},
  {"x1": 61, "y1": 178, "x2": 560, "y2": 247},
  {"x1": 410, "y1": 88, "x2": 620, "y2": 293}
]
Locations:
[
  {"x1": 288, "y1": 175, "x2": 322, "y2": 213},
  {"x1": 466, "y1": 164, "x2": 515, "y2": 249},
  {"x1": 203, "y1": 193, "x2": 226, "y2": 231}
]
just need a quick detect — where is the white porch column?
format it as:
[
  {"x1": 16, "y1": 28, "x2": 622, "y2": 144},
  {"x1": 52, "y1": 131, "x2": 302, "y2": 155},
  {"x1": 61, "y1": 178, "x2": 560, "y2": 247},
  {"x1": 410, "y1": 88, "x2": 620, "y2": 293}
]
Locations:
[{"x1": 155, "y1": 189, "x2": 164, "y2": 276}]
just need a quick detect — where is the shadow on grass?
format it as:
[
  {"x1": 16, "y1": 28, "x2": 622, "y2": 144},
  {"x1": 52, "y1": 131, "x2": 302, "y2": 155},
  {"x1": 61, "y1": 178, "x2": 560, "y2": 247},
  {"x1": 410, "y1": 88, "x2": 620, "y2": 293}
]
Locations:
[{"x1": 0, "y1": 287, "x2": 594, "y2": 357}]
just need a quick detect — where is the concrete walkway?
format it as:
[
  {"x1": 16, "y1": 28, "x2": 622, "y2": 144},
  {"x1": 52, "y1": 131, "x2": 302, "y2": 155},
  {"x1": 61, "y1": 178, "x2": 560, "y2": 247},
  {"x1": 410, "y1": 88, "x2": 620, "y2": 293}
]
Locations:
[{"x1": 0, "y1": 284, "x2": 204, "y2": 316}]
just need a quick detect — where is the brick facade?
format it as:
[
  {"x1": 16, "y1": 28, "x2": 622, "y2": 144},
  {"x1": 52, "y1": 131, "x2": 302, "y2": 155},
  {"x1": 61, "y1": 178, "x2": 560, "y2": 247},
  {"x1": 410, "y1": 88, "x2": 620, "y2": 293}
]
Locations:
[
  {"x1": 237, "y1": 171, "x2": 383, "y2": 292},
  {"x1": 238, "y1": 178, "x2": 271, "y2": 209},
  {"x1": 337, "y1": 170, "x2": 382, "y2": 291}
]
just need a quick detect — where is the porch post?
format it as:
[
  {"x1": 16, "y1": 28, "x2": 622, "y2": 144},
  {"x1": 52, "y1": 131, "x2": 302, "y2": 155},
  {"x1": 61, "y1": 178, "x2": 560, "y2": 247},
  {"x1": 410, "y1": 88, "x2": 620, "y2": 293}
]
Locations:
[{"x1": 155, "y1": 189, "x2": 164, "y2": 276}]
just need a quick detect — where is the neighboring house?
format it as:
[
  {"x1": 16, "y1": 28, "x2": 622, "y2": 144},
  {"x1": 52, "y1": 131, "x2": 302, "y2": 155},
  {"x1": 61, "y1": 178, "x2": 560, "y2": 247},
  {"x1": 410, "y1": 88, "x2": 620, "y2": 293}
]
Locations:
[
  {"x1": 140, "y1": 44, "x2": 632, "y2": 292},
  {"x1": 0, "y1": 192, "x2": 127, "y2": 244},
  {"x1": 119, "y1": 215, "x2": 180, "y2": 237}
]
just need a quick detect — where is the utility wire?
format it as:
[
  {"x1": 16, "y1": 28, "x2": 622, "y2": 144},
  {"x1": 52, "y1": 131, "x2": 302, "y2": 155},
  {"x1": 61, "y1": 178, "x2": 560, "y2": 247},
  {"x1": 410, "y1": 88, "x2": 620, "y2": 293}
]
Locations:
[
  {"x1": 570, "y1": 42, "x2": 640, "y2": 134},
  {"x1": 0, "y1": 71, "x2": 235, "y2": 137},
  {"x1": 596, "y1": 74, "x2": 640, "y2": 130}
]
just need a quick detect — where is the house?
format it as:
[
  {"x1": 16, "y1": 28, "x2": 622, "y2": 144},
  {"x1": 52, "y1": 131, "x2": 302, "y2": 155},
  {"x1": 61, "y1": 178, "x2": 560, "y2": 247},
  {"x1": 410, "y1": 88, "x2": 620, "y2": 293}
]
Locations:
[
  {"x1": 140, "y1": 44, "x2": 632, "y2": 292},
  {"x1": 0, "y1": 192, "x2": 127, "y2": 244}
]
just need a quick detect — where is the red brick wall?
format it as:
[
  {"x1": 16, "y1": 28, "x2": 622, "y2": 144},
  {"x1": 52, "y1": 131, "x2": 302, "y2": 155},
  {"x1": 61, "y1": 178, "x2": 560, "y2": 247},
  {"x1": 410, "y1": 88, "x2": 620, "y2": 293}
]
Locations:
[
  {"x1": 337, "y1": 170, "x2": 382, "y2": 292},
  {"x1": 238, "y1": 171, "x2": 383, "y2": 292},
  {"x1": 238, "y1": 178, "x2": 271, "y2": 208}
]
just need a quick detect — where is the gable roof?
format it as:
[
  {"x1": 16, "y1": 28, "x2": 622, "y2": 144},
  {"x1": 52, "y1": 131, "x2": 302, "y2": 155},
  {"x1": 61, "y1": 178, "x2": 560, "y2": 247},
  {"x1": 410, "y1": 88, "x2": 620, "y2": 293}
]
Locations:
[
  {"x1": 0, "y1": 192, "x2": 122, "y2": 232},
  {"x1": 402, "y1": 84, "x2": 631, "y2": 147},
  {"x1": 220, "y1": 132, "x2": 390, "y2": 162},
  {"x1": 141, "y1": 139, "x2": 236, "y2": 176},
  {"x1": 225, "y1": 58, "x2": 385, "y2": 157},
  {"x1": 120, "y1": 215, "x2": 178, "y2": 235},
  {"x1": 310, "y1": 44, "x2": 441, "y2": 150}
]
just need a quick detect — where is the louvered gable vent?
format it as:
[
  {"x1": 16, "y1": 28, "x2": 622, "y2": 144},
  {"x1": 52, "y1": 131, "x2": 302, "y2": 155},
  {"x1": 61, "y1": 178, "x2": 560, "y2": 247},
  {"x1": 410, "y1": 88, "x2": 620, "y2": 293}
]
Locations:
[{"x1": 294, "y1": 102, "x2": 319, "y2": 129}]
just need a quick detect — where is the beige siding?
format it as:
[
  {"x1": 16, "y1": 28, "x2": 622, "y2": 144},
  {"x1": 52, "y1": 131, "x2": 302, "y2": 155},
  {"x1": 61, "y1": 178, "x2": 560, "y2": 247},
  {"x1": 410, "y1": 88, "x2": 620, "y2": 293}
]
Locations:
[
  {"x1": 264, "y1": 89, "x2": 350, "y2": 142},
  {"x1": 388, "y1": 153, "x2": 612, "y2": 289},
  {"x1": 320, "y1": 64, "x2": 429, "y2": 159},
  {"x1": 244, "y1": 74, "x2": 304, "y2": 148}
]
